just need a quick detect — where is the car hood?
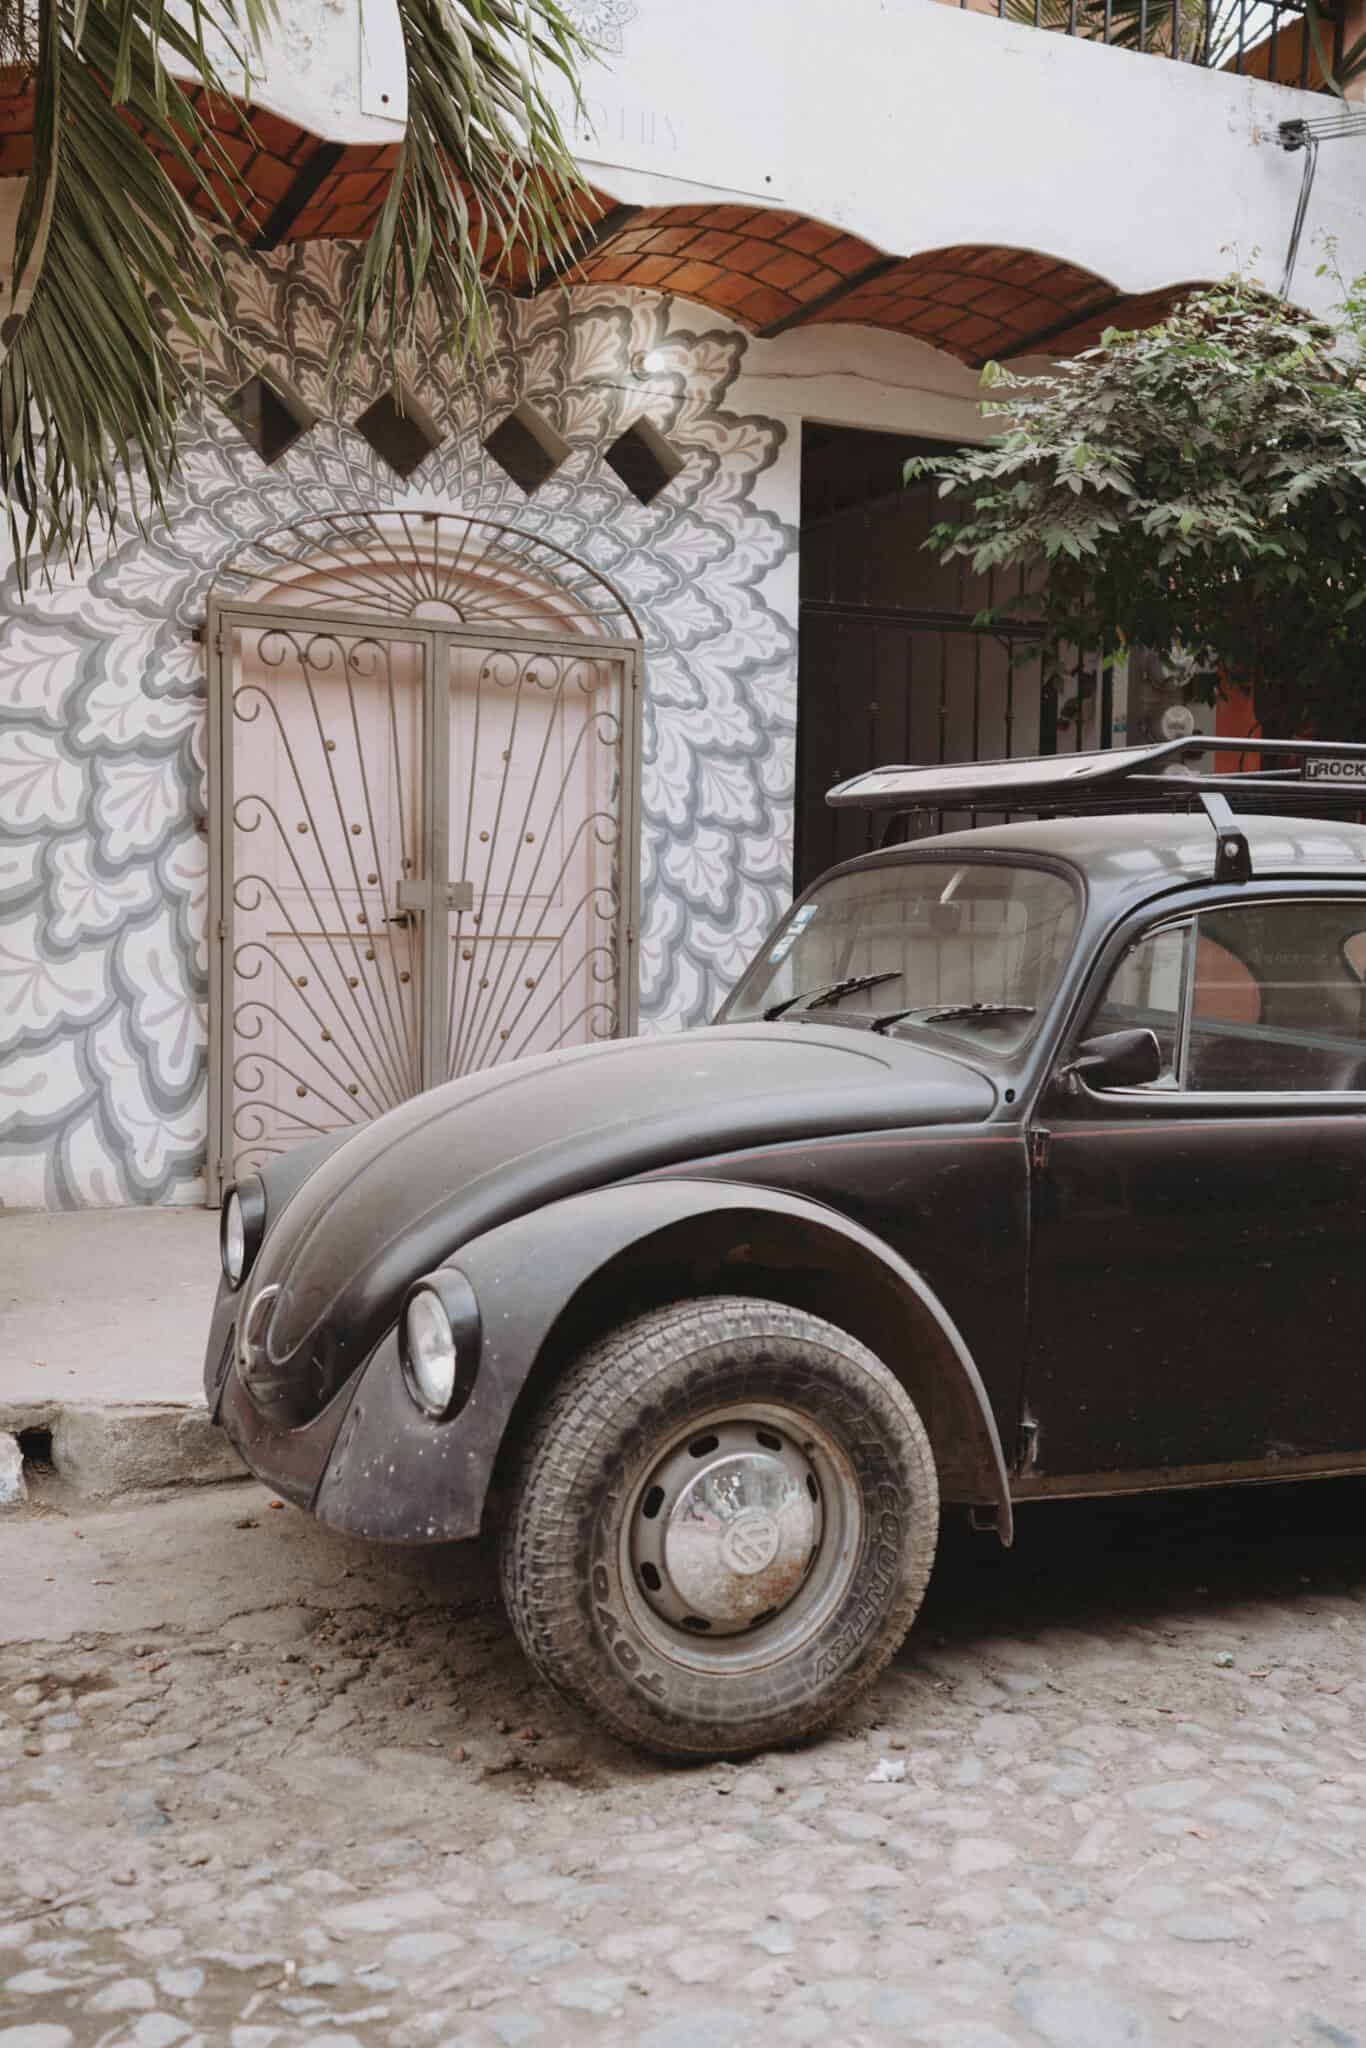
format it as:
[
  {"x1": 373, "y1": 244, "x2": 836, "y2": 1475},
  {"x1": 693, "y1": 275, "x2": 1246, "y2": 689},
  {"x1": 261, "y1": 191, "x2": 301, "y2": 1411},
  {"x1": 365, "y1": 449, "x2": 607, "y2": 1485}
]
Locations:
[{"x1": 245, "y1": 1023, "x2": 996, "y2": 1419}]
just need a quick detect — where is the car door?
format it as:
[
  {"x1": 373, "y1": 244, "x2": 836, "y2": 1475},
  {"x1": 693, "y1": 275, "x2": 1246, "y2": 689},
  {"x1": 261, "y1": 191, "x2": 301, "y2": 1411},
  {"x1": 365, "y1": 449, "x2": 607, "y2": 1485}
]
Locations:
[{"x1": 1025, "y1": 890, "x2": 1366, "y2": 1486}]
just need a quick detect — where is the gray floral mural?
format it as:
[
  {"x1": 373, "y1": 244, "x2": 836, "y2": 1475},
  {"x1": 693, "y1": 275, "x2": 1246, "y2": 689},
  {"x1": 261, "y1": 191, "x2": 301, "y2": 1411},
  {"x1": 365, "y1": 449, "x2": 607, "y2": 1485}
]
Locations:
[
  {"x1": 0, "y1": 245, "x2": 797, "y2": 1207},
  {"x1": 560, "y1": 0, "x2": 638, "y2": 51}
]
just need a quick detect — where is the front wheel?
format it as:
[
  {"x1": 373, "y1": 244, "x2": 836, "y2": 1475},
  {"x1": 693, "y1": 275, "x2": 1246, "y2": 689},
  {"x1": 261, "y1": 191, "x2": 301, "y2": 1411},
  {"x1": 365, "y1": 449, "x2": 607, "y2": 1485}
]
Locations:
[{"x1": 498, "y1": 1296, "x2": 939, "y2": 1759}]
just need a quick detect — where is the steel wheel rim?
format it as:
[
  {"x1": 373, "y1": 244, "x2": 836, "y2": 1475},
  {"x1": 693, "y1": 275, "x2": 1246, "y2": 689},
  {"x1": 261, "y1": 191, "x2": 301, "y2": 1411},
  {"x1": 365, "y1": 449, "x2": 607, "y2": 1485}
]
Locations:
[{"x1": 617, "y1": 1401, "x2": 865, "y2": 1676}]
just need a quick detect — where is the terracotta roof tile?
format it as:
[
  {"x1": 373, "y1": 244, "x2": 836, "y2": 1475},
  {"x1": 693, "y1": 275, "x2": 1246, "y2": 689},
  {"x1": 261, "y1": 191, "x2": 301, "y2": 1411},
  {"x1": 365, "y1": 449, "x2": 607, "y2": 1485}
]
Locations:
[
  {"x1": 620, "y1": 253, "x2": 682, "y2": 287},
  {"x1": 696, "y1": 271, "x2": 770, "y2": 313},
  {"x1": 0, "y1": 86, "x2": 1180, "y2": 367},
  {"x1": 727, "y1": 280, "x2": 795, "y2": 327},
  {"x1": 756, "y1": 248, "x2": 822, "y2": 291},
  {"x1": 661, "y1": 258, "x2": 728, "y2": 296},
  {"x1": 779, "y1": 218, "x2": 844, "y2": 257}
]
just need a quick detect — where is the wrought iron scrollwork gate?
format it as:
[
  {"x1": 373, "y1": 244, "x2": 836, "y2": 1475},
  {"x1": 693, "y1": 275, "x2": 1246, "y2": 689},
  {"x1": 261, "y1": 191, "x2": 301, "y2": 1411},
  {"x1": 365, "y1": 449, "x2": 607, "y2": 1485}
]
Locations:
[{"x1": 206, "y1": 513, "x2": 642, "y2": 1202}]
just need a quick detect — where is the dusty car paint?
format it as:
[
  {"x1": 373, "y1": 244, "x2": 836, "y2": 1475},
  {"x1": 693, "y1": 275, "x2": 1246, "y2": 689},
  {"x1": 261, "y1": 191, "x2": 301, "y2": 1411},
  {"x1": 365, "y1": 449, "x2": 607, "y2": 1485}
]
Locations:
[{"x1": 206, "y1": 809, "x2": 1366, "y2": 1544}]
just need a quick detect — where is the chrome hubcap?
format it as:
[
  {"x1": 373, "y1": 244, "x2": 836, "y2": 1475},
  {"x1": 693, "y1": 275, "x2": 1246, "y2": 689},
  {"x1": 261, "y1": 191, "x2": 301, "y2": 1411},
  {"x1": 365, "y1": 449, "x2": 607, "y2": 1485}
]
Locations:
[{"x1": 628, "y1": 1412, "x2": 842, "y2": 1643}]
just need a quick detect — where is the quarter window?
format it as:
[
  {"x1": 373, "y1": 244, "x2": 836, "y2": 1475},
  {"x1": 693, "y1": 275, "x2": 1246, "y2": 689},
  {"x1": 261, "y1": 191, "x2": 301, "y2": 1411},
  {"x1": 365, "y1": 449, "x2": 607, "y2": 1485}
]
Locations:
[
  {"x1": 1084, "y1": 902, "x2": 1366, "y2": 1094},
  {"x1": 1085, "y1": 921, "x2": 1190, "y2": 1084}
]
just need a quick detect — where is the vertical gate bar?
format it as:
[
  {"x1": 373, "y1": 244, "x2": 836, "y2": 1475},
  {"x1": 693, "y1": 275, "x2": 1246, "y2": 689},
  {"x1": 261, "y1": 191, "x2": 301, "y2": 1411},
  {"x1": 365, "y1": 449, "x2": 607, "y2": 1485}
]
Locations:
[
  {"x1": 794, "y1": 616, "x2": 808, "y2": 889},
  {"x1": 619, "y1": 647, "x2": 644, "y2": 1038},
  {"x1": 423, "y1": 631, "x2": 450, "y2": 1089},
  {"x1": 972, "y1": 621, "x2": 982, "y2": 762},
  {"x1": 904, "y1": 630, "x2": 914, "y2": 782},
  {"x1": 832, "y1": 618, "x2": 846, "y2": 869},
  {"x1": 867, "y1": 622, "x2": 879, "y2": 830},
  {"x1": 206, "y1": 607, "x2": 229, "y2": 1206},
  {"x1": 445, "y1": 644, "x2": 487, "y2": 1074},
  {"x1": 1101, "y1": 655, "x2": 1114, "y2": 750},
  {"x1": 377, "y1": 642, "x2": 425, "y2": 1091},
  {"x1": 1005, "y1": 653, "x2": 1016, "y2": 760},
  {"x1": 1040, "y1": 673, "x2": 1058, "y2": 756},
  {"x1": 937, "y1": 630, "x2": 949, "y2": 765}
]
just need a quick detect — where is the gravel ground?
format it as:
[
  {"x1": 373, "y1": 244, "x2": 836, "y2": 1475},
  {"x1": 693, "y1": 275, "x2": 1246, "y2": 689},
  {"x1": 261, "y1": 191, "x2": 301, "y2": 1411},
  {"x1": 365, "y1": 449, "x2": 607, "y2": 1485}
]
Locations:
[{"x1": 5, "y1": 1472, "x2": 1366, "y2": 2048}]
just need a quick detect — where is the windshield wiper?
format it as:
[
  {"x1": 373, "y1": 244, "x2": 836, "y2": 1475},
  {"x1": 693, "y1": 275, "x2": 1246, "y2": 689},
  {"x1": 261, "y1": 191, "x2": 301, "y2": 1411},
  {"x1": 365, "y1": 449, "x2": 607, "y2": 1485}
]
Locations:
[
  {"x1": 764, "y1": 971, "x2": 900, "y2": 1022},
  {"x1": 870, "y1": 1002, "x2": 1036, "y2": 1035}
]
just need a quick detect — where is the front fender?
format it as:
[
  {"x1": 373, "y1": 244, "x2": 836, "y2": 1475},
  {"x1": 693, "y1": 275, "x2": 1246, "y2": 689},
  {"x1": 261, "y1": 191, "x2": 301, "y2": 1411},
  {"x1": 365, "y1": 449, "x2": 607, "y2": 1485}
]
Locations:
[
  {"x1": 204, "y1": 1129, "x2": 356, "y2": 1416},
  {"x1": 314, "y1": 1178, "x2": 1014, "y2": 1545}
]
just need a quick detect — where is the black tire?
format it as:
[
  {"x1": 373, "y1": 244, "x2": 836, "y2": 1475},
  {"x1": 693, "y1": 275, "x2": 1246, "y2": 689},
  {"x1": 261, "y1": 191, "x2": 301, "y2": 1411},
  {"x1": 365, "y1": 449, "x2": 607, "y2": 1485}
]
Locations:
[{"x1": 498, "y1": 1295, "x2": 939, "y2": 1759}]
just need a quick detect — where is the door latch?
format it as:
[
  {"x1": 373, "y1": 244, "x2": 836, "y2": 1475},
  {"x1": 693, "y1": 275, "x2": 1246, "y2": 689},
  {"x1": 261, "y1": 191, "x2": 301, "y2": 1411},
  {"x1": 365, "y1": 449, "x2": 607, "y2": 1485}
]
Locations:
[{"x1": 386, "y1": 878, "x2": 475, "y2": 926}]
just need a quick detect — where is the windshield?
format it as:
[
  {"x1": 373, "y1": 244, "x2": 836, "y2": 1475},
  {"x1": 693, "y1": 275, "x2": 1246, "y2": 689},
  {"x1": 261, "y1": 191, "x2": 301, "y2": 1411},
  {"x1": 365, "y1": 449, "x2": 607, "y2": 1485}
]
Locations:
[{"x1": 726, "y1": 859, "x2": 1080, "y2": 1053}]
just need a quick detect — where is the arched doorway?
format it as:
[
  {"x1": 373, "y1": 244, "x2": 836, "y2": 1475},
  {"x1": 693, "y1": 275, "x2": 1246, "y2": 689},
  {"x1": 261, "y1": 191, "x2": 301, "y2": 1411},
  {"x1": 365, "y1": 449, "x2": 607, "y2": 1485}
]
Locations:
[{"x1": 205, "y1": 510, "x2": 644, "y2": 1200}]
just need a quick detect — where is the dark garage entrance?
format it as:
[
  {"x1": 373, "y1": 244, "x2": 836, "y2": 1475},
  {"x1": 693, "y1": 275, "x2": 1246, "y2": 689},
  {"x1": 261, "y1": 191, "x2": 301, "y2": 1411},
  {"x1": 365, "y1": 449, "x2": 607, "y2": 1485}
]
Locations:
[{"x1": 796, "y1": 424, "x2": 1107, "y2": 893}]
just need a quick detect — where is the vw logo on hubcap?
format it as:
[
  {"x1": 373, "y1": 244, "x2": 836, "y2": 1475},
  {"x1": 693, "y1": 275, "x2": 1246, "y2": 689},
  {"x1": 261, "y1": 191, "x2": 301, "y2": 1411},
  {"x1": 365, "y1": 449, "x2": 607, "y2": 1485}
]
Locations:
[{"x1": 721, "y1": 1508, "x2": 782, "y2": 1577}]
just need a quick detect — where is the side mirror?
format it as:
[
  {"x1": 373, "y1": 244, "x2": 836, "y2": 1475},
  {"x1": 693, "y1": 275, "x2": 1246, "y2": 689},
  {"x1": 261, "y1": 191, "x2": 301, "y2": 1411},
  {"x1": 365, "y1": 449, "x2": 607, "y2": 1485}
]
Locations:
[{"x1": 1062, "y1": 1027, "x2": 1162, "y2": 1092}]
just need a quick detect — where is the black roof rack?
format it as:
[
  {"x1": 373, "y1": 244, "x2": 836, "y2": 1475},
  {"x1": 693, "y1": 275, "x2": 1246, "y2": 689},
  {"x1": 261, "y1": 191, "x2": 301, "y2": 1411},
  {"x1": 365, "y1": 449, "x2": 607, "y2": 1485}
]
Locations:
[{"x1": 826, "y1": 739, "x2": 1366, "y2": 884}]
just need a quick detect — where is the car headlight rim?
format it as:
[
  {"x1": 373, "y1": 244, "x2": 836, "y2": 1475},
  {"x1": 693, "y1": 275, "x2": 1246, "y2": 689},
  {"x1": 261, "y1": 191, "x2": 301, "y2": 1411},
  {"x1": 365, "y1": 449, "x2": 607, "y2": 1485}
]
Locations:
[
  {"x1": 400, "y1": 1268, "x2": 481, "y2": 1421},
  {"x1": 220, "y1": 1174, "x2": 267, "y2": 1290},
  {"x1": 222, "y1": 1192, "x2": 246, "y2": 1286},
  {"x1": 402, "y1": 1287, "x2": 458, "y2": 1417}
]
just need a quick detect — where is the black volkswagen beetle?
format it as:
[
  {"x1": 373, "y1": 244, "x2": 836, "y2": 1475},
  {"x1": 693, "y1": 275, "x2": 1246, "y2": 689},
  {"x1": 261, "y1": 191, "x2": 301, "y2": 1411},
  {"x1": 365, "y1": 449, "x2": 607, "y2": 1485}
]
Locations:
[{"x1": 205, "y1": 737, "x2": 1366, "y2": 1758}]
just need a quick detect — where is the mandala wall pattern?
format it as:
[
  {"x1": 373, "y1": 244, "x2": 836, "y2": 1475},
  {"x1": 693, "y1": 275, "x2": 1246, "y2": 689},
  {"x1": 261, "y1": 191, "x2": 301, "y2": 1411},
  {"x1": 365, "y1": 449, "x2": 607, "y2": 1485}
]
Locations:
[
  {"x1": 561, "y1": 0, "x2": 638, "y2": 52},
  {"x1": 0, "y1": 249, "x2": 798, "y2": 1207}
]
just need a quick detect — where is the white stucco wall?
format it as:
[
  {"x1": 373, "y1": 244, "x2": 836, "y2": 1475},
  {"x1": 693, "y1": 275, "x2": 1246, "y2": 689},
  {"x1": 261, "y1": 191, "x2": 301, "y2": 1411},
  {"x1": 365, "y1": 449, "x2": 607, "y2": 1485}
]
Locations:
[{"x1": 212, "y1": 0, "x2": 1366, "y2": 316}]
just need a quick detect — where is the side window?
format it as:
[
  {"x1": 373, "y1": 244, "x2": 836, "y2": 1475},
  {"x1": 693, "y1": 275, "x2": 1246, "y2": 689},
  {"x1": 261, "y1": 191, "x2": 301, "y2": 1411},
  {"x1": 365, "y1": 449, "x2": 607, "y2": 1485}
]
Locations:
[
  {"x1": 1192, "y1": 935, "x2": 1260, "y2": 1026},
  {"x1": 1084, "y1": 922, "x2": 1190, "y2": 1084},
  {"x1": 1186, "y1": 904, "x2": 1366, "y2": 1093}
]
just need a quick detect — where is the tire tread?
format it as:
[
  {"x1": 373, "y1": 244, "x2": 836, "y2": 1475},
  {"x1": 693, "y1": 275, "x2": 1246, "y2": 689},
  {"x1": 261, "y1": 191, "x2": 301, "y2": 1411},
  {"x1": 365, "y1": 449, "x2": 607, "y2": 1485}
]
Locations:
[{"x1": 499, "y1": 1295, "x2": 939, "y2": 1758}]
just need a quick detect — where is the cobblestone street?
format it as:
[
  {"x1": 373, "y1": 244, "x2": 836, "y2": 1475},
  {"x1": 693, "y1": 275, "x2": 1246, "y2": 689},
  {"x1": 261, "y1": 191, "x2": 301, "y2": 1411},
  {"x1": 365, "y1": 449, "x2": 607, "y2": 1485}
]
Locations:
[{"x1": 5, "y1": 1473, "x2": 1366, "y2": 2048}]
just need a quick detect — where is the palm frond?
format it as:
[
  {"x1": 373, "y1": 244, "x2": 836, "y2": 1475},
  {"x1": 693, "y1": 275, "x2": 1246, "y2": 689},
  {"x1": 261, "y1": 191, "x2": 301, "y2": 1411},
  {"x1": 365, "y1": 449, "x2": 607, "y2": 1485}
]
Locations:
[
  {"x1": 1, "y1": 0, "x2": 273, "y2": 583},
  {"x1": 340, "y1": 0, "x2": 591, "y2": 370},
  {"x1": 3, "y1": 0, "x2": 588, "y2": 584}
]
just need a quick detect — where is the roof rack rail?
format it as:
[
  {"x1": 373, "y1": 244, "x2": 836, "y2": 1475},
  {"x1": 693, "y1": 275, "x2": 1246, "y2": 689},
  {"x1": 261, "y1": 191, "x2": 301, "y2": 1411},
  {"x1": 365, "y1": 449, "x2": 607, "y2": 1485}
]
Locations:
[{"x1": 826, "y1": 739, "x2": 1366, "y2": 884}]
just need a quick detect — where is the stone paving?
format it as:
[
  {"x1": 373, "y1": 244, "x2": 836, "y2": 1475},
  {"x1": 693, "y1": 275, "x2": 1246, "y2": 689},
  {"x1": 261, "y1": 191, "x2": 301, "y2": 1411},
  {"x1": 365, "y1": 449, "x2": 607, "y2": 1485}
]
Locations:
[{"x1": 5, "y1": 1474, "x2": 1366, "y2": 2047}]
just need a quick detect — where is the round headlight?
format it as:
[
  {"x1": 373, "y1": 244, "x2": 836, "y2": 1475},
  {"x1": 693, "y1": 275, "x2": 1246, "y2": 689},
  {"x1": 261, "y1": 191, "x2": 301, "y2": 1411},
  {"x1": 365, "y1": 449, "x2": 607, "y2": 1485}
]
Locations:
[
  {"x1": 220, "y1": 1176, "x2": 267, "y2": 1290},
  {"x1": 221, "y1": 1190, "x2": 246, "y2": 1285},
  {"x1": 403, "y1": 1287, "x2": 458, "y2": 1416}
]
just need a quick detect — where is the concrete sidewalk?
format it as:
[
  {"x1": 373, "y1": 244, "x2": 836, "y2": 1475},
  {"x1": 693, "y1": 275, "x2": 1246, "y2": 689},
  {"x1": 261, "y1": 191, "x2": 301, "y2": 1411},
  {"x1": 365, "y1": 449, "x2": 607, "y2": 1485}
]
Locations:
[{"x1": 1, "y1": 1206, "x2": 243, "y2": 1499}]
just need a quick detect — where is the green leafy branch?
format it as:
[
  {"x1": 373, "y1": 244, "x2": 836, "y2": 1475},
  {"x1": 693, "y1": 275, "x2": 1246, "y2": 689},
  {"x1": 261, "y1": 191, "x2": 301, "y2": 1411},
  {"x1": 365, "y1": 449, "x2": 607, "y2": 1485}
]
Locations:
[{"x1": 909, "y1": 278, "x2": 1366, "y2": 736}]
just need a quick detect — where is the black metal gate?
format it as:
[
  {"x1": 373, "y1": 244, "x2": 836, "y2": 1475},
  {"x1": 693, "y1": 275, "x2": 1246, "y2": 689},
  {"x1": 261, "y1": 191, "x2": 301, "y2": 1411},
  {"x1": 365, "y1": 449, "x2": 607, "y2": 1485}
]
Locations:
[{"x1": 796, "y1": 424, "x2": 1110, "y2": 890}]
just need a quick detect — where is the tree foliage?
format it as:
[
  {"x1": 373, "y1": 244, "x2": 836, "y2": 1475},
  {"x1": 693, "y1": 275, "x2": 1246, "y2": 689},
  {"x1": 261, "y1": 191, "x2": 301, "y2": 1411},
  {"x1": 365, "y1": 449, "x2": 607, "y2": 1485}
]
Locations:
[
  {"x1": 910, "y1": 278, "x2": 1366, "y2": 738},
  {"x1": 0, "y1": 0, "x2": 588, "y2": 582}
]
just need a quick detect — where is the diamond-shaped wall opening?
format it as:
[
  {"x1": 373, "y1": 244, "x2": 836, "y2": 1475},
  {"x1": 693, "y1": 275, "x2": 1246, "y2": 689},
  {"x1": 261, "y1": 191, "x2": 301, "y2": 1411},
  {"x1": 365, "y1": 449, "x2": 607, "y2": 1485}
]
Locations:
[
  {"x1": 226, "y1": 374, "x2": 315, "y2": 465},
  {"x1": 605, "y1": 416, "x2": 685, "y2": 505},
  {"x1": 482, "y1": 401, "x2": 570, "y2": 495},
  {"x1": 355, "y1": 385, "x2": 444, "y2": 479}
]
